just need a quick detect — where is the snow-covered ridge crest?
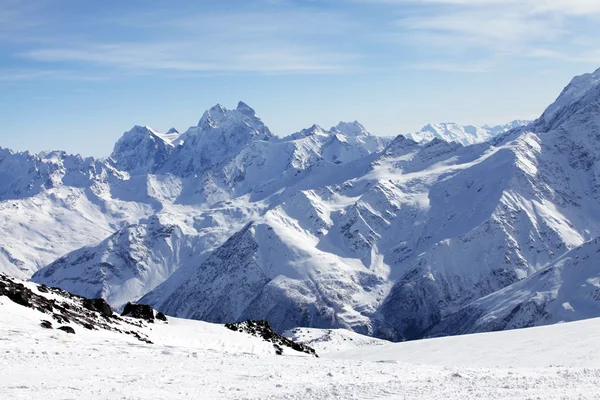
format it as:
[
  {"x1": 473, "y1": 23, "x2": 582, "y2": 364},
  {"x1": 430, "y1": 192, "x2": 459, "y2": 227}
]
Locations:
[
  {"x1": 536, "y1": 67, "x2": 600, "y2": 132},
  {"x1": 404, "y1": 120, "x2": 531, "y2": 146}
]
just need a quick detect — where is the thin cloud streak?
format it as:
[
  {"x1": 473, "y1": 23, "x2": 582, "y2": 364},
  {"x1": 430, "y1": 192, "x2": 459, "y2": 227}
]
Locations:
[{"x1": 15, "y1": 8, "x2": 363, "y2": 75}]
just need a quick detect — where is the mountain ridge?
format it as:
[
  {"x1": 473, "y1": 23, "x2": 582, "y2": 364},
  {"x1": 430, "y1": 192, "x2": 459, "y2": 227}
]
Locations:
[{"x1": 6, "y1": 66, "x2": 600, "y2": 341}]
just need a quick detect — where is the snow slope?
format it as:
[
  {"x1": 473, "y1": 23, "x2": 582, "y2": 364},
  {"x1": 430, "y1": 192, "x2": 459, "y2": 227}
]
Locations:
[
  {"x1": 430, "y1": 237, "x2": 600, "y2": 337},
  {"x1": 30, "y1": 215, "x2": 196, "y2": 309},
  {"x1": 2, "y1": 280, "x2": 600, "y2": 399},
  {"x1": 284, "y1": 327, "x2": 388, "y2": 353}
]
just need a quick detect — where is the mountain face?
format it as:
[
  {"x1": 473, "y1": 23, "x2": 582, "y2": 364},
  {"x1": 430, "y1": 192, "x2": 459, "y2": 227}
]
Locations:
[
  {"x1": 429, "y1": 237, "x2": 600, "y2": 337},
  {"x1": 0, "y1": 148, "x2": 153, "y2": 279},
  {"x1": 31, "y1": 216, "x2": 194, "y2": 309},
  {"x1": 110, "y1": 125, "x2": 180, "y2": 175},
  {"x1": 6, "y1": 67, "x2": 600, "y2": 341},
  {"x1": 404, "y1": 120, "x2": 531, "y2": 146}
]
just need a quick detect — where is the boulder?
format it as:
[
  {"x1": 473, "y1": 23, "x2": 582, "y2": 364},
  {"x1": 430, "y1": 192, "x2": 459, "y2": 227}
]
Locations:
[
  {"x1": 156, "y1": 312, "x2": 167, "y2": 322},
  {"x1": 40, "y1": 320, "x2": 53, "y2": 329},
  {"x1": 83, "y1": 298, "x2": 113, "y2": 318},
  {"x1": 58, "y1": 326, "x2": 75, "y2": 334},
  {"x1": 122, "y1": 302, "x2": 155, "y2": 321}
]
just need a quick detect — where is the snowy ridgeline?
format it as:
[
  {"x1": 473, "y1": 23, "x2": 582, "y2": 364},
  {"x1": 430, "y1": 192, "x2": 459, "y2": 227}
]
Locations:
[
  {"x1": 3, "y1": 68, "x2": 600, "y2": 343},
  {"x1": 2, "y1": 275, "x2": 600, "y2": 399},
  {"x1": 403, "y1": 120, "x2": 531, "y2": 146}
]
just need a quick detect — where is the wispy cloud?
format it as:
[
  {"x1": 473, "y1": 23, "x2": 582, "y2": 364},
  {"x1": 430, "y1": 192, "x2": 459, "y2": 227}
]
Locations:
[
  {"x1": 358, "y1": 0, "x2": 600, "y2": 71},
  {"x1": 14, "y1": 8, "x2": 362, "y2": 75},
  {"x1": 4, "y1": 0, "x2": 600, "y2": 80},
  {"x1": 408, "y1": 61, "x2": 491, "y2": 73},
  {"x1": 364, "y1": 0, "x2": 600, "y2": 15}
]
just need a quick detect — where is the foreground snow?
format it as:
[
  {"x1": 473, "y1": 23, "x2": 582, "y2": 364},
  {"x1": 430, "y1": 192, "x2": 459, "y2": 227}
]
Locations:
[{"x1": 2, "y1": 293, "x2": 600, "y2": 399}]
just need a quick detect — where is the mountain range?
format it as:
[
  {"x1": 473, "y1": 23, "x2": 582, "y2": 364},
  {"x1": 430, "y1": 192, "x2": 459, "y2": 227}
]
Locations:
[
  {"x1": 3, "y1": 67, "x2": 600, "y2": 341},
  {"x1": 404, "y1": 120, "x2": 531, "y2": 146}
]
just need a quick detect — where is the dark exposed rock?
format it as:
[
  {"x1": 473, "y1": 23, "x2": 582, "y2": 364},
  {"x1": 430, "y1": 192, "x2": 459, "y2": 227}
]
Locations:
[
  {"x1": 122, "y1": 302, "x2": 155, "y2": 321},
  {"x1": 225, "y1": 320, "x2": 318, "y2": 357},
  {"x1": 156, "y1": 312, "x2": 167, "y2": 322},
  {"x1": 58, "y1": 326, "x2": 75, "y2": 334},
  {"x1": 83, "y1": 298, "x2": 113, "y2": 318},
  {"x1": 0, "y1": 274, "x2": 152, "y2": 343},
  {"x1": 37, "y1": 285, "x2": 50, "y2": 293},
  {"x1": 0, "y1": 279, "x2": 31, "y2": 307},
  {"x1": 127, "y1": 330, "x2": 154, "y2": 344},
  {"x1": 40, "y1": 320, "x2": 53, "y2": 329}
]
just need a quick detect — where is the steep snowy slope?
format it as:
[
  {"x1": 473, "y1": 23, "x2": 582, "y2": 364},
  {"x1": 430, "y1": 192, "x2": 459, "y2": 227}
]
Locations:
[
  {"x1": 0, "y1": 149, "x2": 155, "y2": 278},
  {"x1": 110, "y1": 125, "x2": 179, "y2": 175},
  {"x1": 30, "y1": 216, "x2": 195, "y2": 309},
  {"x1": 404, "y1": 120, "x2": 530, "y2": 146},
  {"x1": 430, "y1": 237, "x2": 600, "y2": 337}
]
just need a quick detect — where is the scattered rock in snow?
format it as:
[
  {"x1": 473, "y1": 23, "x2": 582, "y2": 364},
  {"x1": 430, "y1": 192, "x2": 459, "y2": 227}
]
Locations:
[
  {"x1": 225, "y1": 320, "x2": 318, "y2": 357},
  {"x1": 0, "y1": 274, "x2": 152, "y2": 343}
]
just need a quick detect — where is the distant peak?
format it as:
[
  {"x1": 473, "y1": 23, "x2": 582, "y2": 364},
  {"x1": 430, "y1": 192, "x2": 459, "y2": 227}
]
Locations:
[
  {"x1": 166, "y1": 127, "x2": 179, "y2": 135},
  {"x1": 194, "y1": 102, "x2": 272, "y2": 139},
  {"x1": 236, "y1": 101, "x2": 256, "y2": 116},
  {"x1": 539, "y1": 67, "x2": 600, "y2": 130},
  {"x1": 210, "y1": 103, "x2": 226, "y2": 113},
  {"x1": 198, "y1": 102, "x2": 262, "y2": 128},
  {"x1": 331, "y1": 121, "x2": 369, "y2": 137},
  {"x1": 126, "y1": 125, "x2": 159, "y2": 135},
  {"x1": 198, "y1": 104, "x2": 227, "y2": 128},
  {"x1": 421, "y1": 123, "x2": 438, "y2": 133},
  {"x1": 297, "y1": 124, "x2": 325, "y2": 138}
]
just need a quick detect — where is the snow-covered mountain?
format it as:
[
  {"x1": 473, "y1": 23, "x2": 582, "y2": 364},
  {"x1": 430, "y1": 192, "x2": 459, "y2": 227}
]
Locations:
[
  {"x1": 5, "y1": 67, "x2": 600, "y2": 342},
  {"x1": 404, "y1": 120, "x2": 531, "y2": 146},
  {"x1": 430, "y1": 236, "x2": 600, "y2": 337},
  {"x1": 31, "y1": 215, "x2": 195, "y2": 309}
]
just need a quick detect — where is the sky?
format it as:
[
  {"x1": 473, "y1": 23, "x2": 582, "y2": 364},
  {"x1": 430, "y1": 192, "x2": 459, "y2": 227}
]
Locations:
[{"x1": 1, "y1": 0, "x2": 600, "y2": 157}]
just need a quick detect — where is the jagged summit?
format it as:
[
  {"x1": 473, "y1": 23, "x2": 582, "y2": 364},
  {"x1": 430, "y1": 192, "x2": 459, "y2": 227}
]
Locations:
[
  {"x1": 331, "y1": 121, "x2": 370, "y2": 137},
  {"x1": 166, "y1": 127, "x2": 179, "y2": 135},
  {"x1": 537, "y1": 67, "x2": 600, "y2": 132},
  {"x1": 292, "y1": 124, "x2": 327, "y2": 139},
  {"x1": 236, "y1": 101, "x2": 257, "y2": 117},
  {"x1": 197, "y1": 102, "x2": 272, "y2": 138},
  {"x1": 110, "y1": 124, "x2": 176, "y2": 174}
]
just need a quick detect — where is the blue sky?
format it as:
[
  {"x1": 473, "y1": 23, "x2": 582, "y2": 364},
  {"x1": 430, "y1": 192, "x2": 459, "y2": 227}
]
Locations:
[{"x1": 2, "y1": 0, "x2": 600, "y2": 157}]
